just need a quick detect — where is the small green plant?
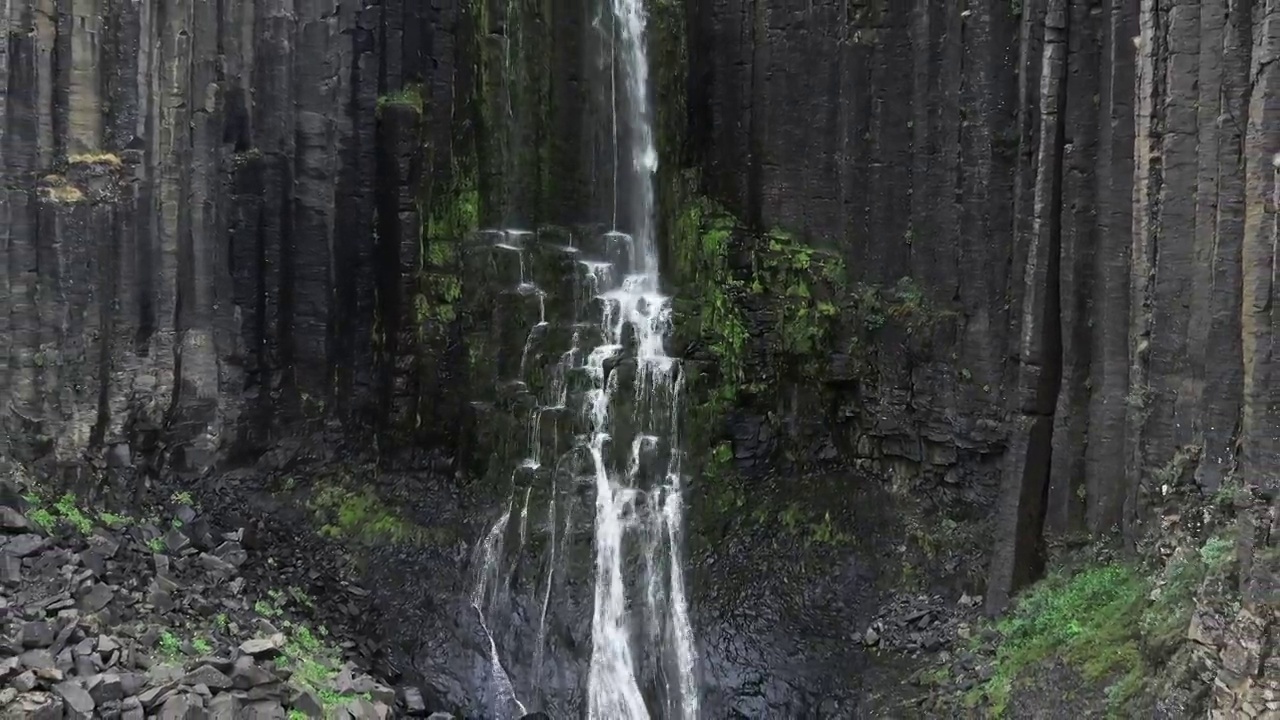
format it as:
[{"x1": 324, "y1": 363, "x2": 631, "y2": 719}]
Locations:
[
  {"x1": 170, "y1": 490, "x2": 194, "y2": 506},
  {"x1": 376, "y1": 86, "x2": 424, "y2": 115},
  {"x1": 99, "y1": 512, "x2": 130, "y2": 528},
  {"x1": 1199, "y1": 535, "x2": 1235, "y2": 571},
  {"x1": 310, "y1": 485, "x2": 425, "y2": 543},
  {"x1": 147, "y1": 537, "x2": 165, "y2": 553},
  {"x1": 268, "y1": 621, "x2": 373, "y2": 713},
  {"x1": 29, "y1": 508, "x2": 56, "y2": 532},
  {"x1": 54, "y1": 493, "x2": 93, "y2": 534},
  {"x1": 171, "y1": 518, "x2": 184, "y2": 529},
  {"x1": 288, "y1": 711, "x2": 307, "y2": 720},
  {"x1": 158, "y1": 631, "x2": 181, "y2": 658},
  {"x1": 1212, "y1": 479, "x2": 1250, "y2": 508},
  {"x1": 254, "y1": 598, "x2": 283, "y2": 618},
  {"x1": 213, "y1": 613, "x2": 229, "y2": 631},
  {"x1": 22, "y1": 490, "x2": 135, "y2": 536},
  {"x1": 192, "y1": 638, "x2": 212, "y2": 655},
  {"x1": 287, "y1": 586, "x2": 315, "y2": 608}
]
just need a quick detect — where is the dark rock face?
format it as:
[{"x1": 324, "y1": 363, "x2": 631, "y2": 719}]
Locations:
[
  {"x1": 4, "y1": 0, "x2": 1280, "y2": 717},
  {"x1": 690, "y1": 0, "x2": 1280, "y2": 606},
  {"x1": 0, "y1": 0, "x2": 477, "y2": 471}
]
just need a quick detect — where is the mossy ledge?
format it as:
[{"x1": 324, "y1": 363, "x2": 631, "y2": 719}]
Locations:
[
  {"x1": 671, "y1": 178, "x2": 960, "y2": 549},
  {"x1": 905, "y1": 475, "x2": 1261, "y2": 719}
]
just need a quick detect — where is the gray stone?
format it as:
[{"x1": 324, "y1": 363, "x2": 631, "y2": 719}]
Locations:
[
  {"x1": 238, "y1": 635, "x2": 284, "y2": 659},
  {"x1": 230, "y1": 655, "x2": 276, "y2": 688},
  {"x1": 79, "y1": 583, "x2": 114, "y2": 613},
  {"x1": 20, "y1": 621, "x2": 53, "y2": 648},
  {"x1": 87, "y1": 673, "x2": 124, "y2": 704},
  {"x1": 20, "y1": 648, "x2": 55, "y2": 671},
  {"x1": 52, "y1": 681, "x2": 95, "y2": 718},
  {"x1": 290, "y1": 687, "x2": 324, "y2": 718},
  {"x1": 207, "y1": 692, "x2": 239, "y2": 720},
  {"x1": 11, "y1": 670, "x2": 37, "y2": 692},
  {"x1": 0, "y1": 691, "x2": 63, "y2": 720},
  {"x1": 212, "y1": 541, "x2": 246, "y2": 567},
  {"x1": 156, "y1": 693, "x2": 192, "y2": 720},
  {"x1": 121, "y1": 696, "x2": 144, "y2": 720},
  {"x1": 2, "y1": 535, "x2": 46, "y2": 557},
  {"x1": 238, "y1": 700, "x2": 286, "y2": 719},
  {"x1": 0, "y1": 507, "x2": 31, "y2": 532},
  {"x1": 402, "y1": 687, "x2": 428, "y2": 716},
  {"x1": 180, "y1": 665, "x2": 233, "y2": 689}
]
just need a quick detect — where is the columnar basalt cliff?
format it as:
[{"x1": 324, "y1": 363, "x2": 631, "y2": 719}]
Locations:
[
  {"x1": 0, "y1": 0, "x2": 478, "y2": 470},
  {"x1": 687, "y1": 0, "x2": 1278, "y2": 582},
  {"x1": 2, "y1": 0, "x2": 1278, "y2": 717}
]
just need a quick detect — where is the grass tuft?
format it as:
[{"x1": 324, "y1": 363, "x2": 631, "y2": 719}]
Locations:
[{"x1": 967, "y1": 533, "x2": 1233, "y2": 719}]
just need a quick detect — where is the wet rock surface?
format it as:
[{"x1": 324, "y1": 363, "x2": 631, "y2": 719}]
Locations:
[{"x1": 1, "y1": 0, "x2": 1278, "y2": 717}]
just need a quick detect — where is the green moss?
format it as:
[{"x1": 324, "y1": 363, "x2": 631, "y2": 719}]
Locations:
[
  {"x1": 157, "y1": 630, "x2": 182, "y2": 658},
  {"x1": 265, "y1": 619, "x2": 372, "y2": 713},
  {"x1": 416, "y1": 171, "x2": 478, "y2": 331},
  {"x1": 311, "y1": 487, "x2": 411, "y2": 542},
  {"x1": 24, "y1": 490, "x2": 130, "y2": 536},
  {"x1": 376, "y1": 85, "x2": 424, "y2": 116},
  {"x1": 754, "y1": 234, "x2": 845, "y2": 360},
  {"x1": 307, "y1": 483, "x2": 444, "y2": 546},
  {"x1": 703, "y1": 442, "x2": 744, "y2": 513},
  {"x1": 968, "y1": 564, "x2": 1146, "y2": 716},
  {"x1": 28, "y1": 508, "x2": 56, "y2": 532},
  {"x1": 968, "y1": 532, "x2": 1237, "y2": 718},
  {"x1": 675, "y1": 194, "x2": 750, "y2": 388}
]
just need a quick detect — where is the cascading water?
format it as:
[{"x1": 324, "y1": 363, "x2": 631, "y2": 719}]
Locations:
[{"x1": 468, "y1": 0, "x2": 698, "y2": 714}]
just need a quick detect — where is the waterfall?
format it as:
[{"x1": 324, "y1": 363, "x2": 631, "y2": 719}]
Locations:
[{"x1": 471, "y1": 0, "x2": 698, "y2": 714}]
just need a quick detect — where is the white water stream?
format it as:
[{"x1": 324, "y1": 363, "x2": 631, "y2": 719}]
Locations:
[{"x1": 471, "y1": 0, "x2": 698, "y2": 714}]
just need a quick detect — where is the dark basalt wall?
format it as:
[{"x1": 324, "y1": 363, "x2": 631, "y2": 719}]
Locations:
[
  {"x1": 3, "y1": 0, "x2": 1280, "y2": 716},
  {"x1": 0, "y1": 0, "x2": 479, "y2": 470},
  {"x1": 686, "y1": 0, "x2": 1279, "y2": 610}
]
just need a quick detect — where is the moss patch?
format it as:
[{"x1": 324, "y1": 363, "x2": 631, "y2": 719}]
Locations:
[
  {"x1": 376, "y1": 85, "x2": 425, "y2": 116},
  {"x1": 23, "y1": 490, "x2": 134, "y2": 535},
  {"x1": 966, "y1": 531, "x2": 1237, "y2": 718},
  {"x1": 416, "y1": 171, "x2": 478, "y2": 329},
  {"x1": 674, "y1": 193, "x2": 750, "y2": 393},
  {"x1": 238, "y1": 590, "x2": 372, "y2": 713},
  {"x1": 307, "y1": 484, "x2": 426, "y2": 544}
]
